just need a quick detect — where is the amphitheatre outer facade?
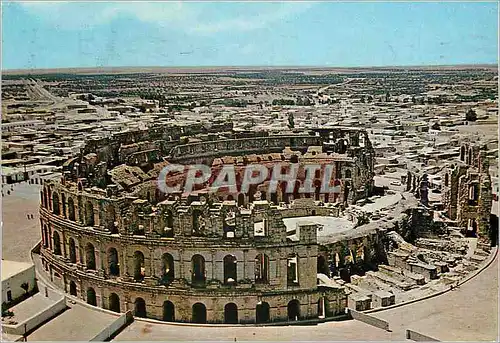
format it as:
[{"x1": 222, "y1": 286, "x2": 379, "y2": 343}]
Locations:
[{"x1": 38, "y1": 123, "x2": 377, "y2": 324}]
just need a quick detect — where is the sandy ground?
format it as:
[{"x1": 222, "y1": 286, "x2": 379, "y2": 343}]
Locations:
[{"x1": 2, "y1": 181, "x2": 42, "y2": 262}]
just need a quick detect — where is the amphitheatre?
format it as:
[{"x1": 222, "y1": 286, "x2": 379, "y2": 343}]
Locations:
[{"x1": 36, "y1": 121, "x2": 495, "y2": 328}]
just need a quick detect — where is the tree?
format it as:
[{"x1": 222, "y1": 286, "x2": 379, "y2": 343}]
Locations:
[{"x1": 465, "y1": 108, "x2": 477, "y2": 122}]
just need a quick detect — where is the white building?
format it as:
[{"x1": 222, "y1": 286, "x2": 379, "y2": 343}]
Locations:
[{"x1": 1, "y1": 260, "x2": 36, "y2": 305}]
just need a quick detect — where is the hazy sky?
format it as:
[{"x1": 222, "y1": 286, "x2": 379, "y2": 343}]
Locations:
[{"x1": 2, "y1": 1, "x2": 498, "y2": 70}]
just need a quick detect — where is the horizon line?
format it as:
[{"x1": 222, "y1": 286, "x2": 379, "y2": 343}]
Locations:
[{"x1": 2, "y1": 63, "x2": 498, "y2": 75}]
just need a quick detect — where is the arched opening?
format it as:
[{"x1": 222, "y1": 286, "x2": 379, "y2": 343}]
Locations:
[
  {"x1": 287, "y1": 254, "x2": 299, "y2": 285},
  {"x1": 43, "y1": 188, "x2": 48, "y2": 209},
  {"x1": 43, "y1": 225, "x2": 49, "y2": 248},
  {"x1": 134, "y1": 251, "x2": 145, "y2": 281},
  {"x1": 108, "y1": 248, "x2": 120, "y2": 276},
  {"x1": 223, "y1": 255, "x2": 237, "y2": 285},
  {"x1": 317, "y1": 255, "x2": 329, "y2": 276},
  {"x1": 192, "y1": 303, "x2": 207, "y2": 324},
  {"x1": 86, "y1": 288, "x2": 97, "y2": 306},
  {"x1": 256, "y1": 302, "x2": 270, "y2": 324},
  {"x1": 317, "y1": 297, "x2": 329, "y2": 318},
  {"x1": 47, "y1": 188, "x2": 52, "y2": 210},
  {"x1": 68, "y1": 197, "x2": 76, "y2": 221},
  {"x1": 255, "y1": 253, "x2": 269, "y2": 283},
  {"x1": 164, "y1": 210, "x2": 174, "y2": 237},
  {"x1": 163, "y1": 301, "x2": 175, "y2": 322},
  {"x1": 224, "y1": 303, "x2": 238, "y2": 324},
  {"x1": 444, "y1": 173, "x2": 449, "y2": 187},
  {"x1": 69, "y1": 238, "x2": 77, "y2": 263},
  {"x1": 161, "y1": 253, "x2": 174, "y2": 283},
  {"x1": 192, "y1": 210, "x2": 202, "y2": 235},
  {"x1": 107, "y1": 204, "x2": 117, "y2": 233},
  {"x1": 69, "y1": 281, "x2": 77, "y2": 296},
  {"x1": 287, "y1": 300, "x2": 300, "y2": 321},
  {"x1": 85, "y1": 243, "x2": 96, "y2": 270},
  {"x1": 53, "y1": 231, "x2": 62, "y2": 255},
  {"x1": 61, "y1": 194, "x2": 66, "y2": 218},
  {"x1": 460, "y1": 146, "x2": 466, "y2": 161},
  {"x1": 109, "y1": 293, "x2": 120, "y2": 313},
  {"x1": 40, "y1": 191, "x2": 45, "y2": 208},
  {"x1": 85, "y1": 201, "x2": 95, "y2": 226},
  {"x1": 191, "y1": 255, "x2": 206, "y2": 285},
  {"x1": 237, "y1": 193, "x2": 245, "y2": 207},
  {"x1": 227, "y1": 194, "x2": 234, "y2": 201},
  {"x1": 345, "y1": 169, "x2": 352, "y2": 179},
  {"x1": 134, "y1": 298, "x2": 147, "y2": 318},
  {"x1": 52, "y1": 193, "x2": 60, "y2": 215}
]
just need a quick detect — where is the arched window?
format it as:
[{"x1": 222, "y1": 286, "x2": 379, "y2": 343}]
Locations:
[
  {"x1": 86, "y1": 243, "x2": 96, "y2": 270},
  {"x1": 191, "y1": 255, "x2": 206, "y2": 285},
  {"x1": 224, "y1": 303, "x2": 238, "y2": 324},
  {"x1": 256, "y1": 302, "x2": 270, "y2": 324},
  {"x1": 69, "y1": 238, "x2": 77, "y2": 263},
  {"x1": 192, "y1": 303, "x2": 207, "y2": 324},
  {"x1": 109, "y1": 293, "x2": 120, "y2": 313},
  {"x1": 317, "y1": 255, "x2": 329, "y2": 276},
  {"x1": 163, "y1": 301, "x2": 175, "y2": 322},
  {"x1": 460, "y1": 146, "x2": 466, "y2": 161},
  {"x1": 68, "y1": 197, "x2": 76, "y2": 221},
  {"x1": 192, "y1": 210, "x2": 203, "y2": 236},
  {"x1": 87, "y1": 288, "x2": 97, "y2": 306},
  {"x1": 237, "y1": 193, "x2": 245, "y2": 207},
  {"x1": 287, "y1": 254, "x2": 299, "y2": 284},
  {"x1": 255, "y1": 254, "x2": 269, "y2": 283},
  {"x1": 134, "y1": 251, "x2": 145, "y2": 281},
  {"x1": 69, "y1": 281, "x2": 77, "y2": 296},
  {"x1": 287, "y1": 300, "x2": 300, "y2": 321},
  {"x1": 345, "y1": 169, "x2": 352, "y2": 179},
  {"x1": 85, "y1": 201, "x2": 95, "y2": 226},
  {"x1": 161, "y1": 253, "x2": 174, "y2": 283},
  {"x1": 53, "y1": 231, "x2": 62, "y2": 255},
  {"x1": 164, "y1": 210, "x2": 174, "y2": 237},
  {"x1": 108, "y1": 248, "x2": 120, "y2": 276},
  {"x1": 61, "y1": 194, "x2": 66, "y2": 218},
  {"x1": 444, "y1": 173, "x2": 449, "y2": 187},
  {"x1": 52, "y1": 193, "x2": 60, "y2": 215},
  {"x1": 134, "y1": 298, "x2": 147, "y2": 318},
  {"x1": 223, "y1": 255, "x2": 237, "y2": 285},
  {"x1": 43, "y1": 225, "x2": 49, "y2": 248}
]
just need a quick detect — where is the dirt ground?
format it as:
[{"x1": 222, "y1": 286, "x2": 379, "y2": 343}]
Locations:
[{"x1": 2, "y1": 181, "x2": 42, "y2": 262}]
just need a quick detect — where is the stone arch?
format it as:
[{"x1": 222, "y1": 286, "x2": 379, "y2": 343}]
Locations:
[
  {"x1": 134, "y1": 251, "x2": 145, "y2": 281},
  {"x1": 85, "y1": 243, "x2": 96, "y2": 270},
  {"x1": 161, "y1": 253, "x2": 175, "y2": 283},
  {"x1": 317, "y1": 255, "x2": 329, "y2": 275},
  {"x1": 85, "y1": 201, "x2": 95, "y2": 226},
  {"x1": 69, "y1": 238, "x2": 77, "y2": 263},
  {"x1": 224, "y1": 303, "x2": 238, "y2": 324},
  {"x1": 287, "y1": 299, "x2": 300, "y2": 321},
  {"x1": 68, "y1": 197, "x2": 76, "y2": 221},
  {"x1": 53, "y1": 231, "x2": 62, "y2": 255},
  {"x1": 61, "y1": 193, "x2": 66, "y2": 218},
  {"x1": 255, "y1": 253, "x2": 269, "y2": 283},
  {"x1": 256, "y1": 302, "x2": 270, "y2": 324},
  {"x1": 109, "y1": 293, "x2": 120, "y2": 313},
  {"x1": 317, "y1": 297, "x2": 329, "y2": 318},
  {"x1": 192, "y1": 303, "x2": 207, "y2": 323},
  {"x1": 87, "y1": 288, "x2": 97, "y2": 306},
  {"x1": 69, "y1": 281, "x2": 77, "y2": 296},
  {"x1": 223, "y1": 254, "x2": 237, "y2": 284},
  {"x1": 191, "y1": 254, "x2": 206, "y2": 285},
  {"x1": 52, "y1": 193, "x2": 60, "y2": 215},
  {"x1": 237, "y1": 193, "x2": 245, "y2": 207},
  {"x1": 134, "y1": 298, "x2": 147, "y2": 318},
  {"x1": 163, "y1": 301, "x2": 175, "y2": 322},
  {"x1": 108, "y1": 247, "x2": 120, "y2": 276},
  {"x1": 43, "y1": 225, "x2": 49, "y2": 248}
]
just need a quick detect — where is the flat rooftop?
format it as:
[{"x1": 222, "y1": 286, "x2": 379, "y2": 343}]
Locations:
[{"x1": 1, "y1": 260, "x2": 34, "y2": 281}]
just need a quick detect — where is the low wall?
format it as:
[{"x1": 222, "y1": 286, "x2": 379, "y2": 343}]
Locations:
[
  {"x1": 348, "y1": 309, "x2": 389, "y2": 331},
  {"x1": 406, "y1": 329, "x2": 440, "y2": 341},
  {"x1": 2, "y1": 297, "x2": 66, "y2": 335},
  {"x1": 90, "y1": 311, "x2": 134, "y2": 341}
]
